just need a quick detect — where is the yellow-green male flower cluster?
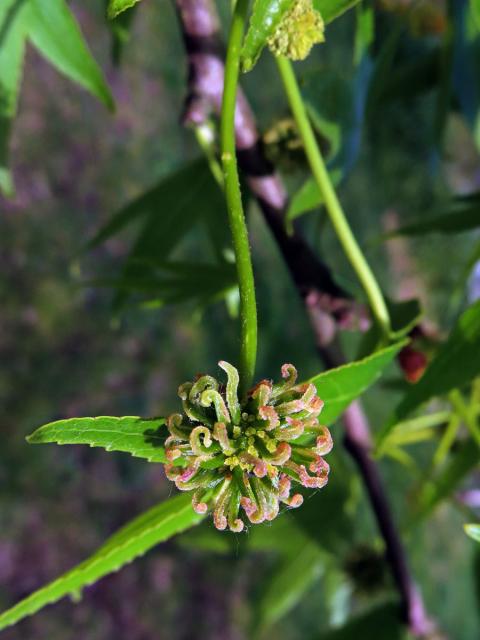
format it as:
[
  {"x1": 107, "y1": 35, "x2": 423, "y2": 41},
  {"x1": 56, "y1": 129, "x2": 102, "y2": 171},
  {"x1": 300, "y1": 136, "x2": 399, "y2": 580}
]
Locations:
[
  {"x1": 165, "y1": 361, "x2": 332, "y2": 532},
  {"x1": 267, "y1": 0, "x2": 325, "y2": 61}
]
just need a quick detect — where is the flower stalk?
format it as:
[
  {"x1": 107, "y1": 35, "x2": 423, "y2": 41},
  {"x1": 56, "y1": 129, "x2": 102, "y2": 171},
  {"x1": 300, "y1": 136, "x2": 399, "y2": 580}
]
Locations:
[
  {"x1": 275, "y1": 55, "x2": 391, "y2": 341},
  {"x1": 221, "y1": 0, "x2": 258, "y2": 395}
]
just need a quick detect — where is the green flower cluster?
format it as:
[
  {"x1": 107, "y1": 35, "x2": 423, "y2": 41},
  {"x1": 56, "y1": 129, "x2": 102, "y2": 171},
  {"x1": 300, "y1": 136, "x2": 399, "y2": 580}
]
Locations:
[
  {"x1": 165, "y1": 361, "x2": 332, "y2": 532},
  {"x1": 268, "y1": 0, "x2": 325, "y2": 61}
]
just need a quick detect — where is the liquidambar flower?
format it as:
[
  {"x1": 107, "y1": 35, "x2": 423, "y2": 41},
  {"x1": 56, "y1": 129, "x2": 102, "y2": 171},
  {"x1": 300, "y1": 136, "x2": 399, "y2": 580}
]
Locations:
[
  {"x1": 164, "y1": 362, "x2": 332, "y2": 532},
  {"x1": 267, "y1": 0, "x2": 325, "y2": 61}
]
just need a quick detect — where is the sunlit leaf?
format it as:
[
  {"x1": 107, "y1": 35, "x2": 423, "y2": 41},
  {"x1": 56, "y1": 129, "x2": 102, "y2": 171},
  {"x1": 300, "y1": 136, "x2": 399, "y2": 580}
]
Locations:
[
  {"x1": 241, "y1": 0, "x2": 293, "y2": 72},
  {"x1": 465, "y1": 523, "x2": 480, "y2": 543},
  {"x1": 27, "y1": 416, "x2": 168, "y2": 463},
  {"x1": 310, "y1": 340, "x2": 407, "y2": 426},
  {"x1": 0, "y1": 493, "x2": 204, "y2": 631}
]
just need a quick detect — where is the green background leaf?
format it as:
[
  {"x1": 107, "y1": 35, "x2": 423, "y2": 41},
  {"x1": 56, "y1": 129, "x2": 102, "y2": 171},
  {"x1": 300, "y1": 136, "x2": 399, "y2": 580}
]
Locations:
[
  {"x1": 379, "y1": 300, "x2": 480, "y2": 443},
  {"x1": 28, "y1": 0, "x2": 114, "y2": 110},
  {"x1": 0, "y1": 493, "x2": 204, "y2": 631},
  {"x1": 382, "y1": 197, "x2": 480, "y2": 238},
  {"x1": 316, "y1": 601, "x2": 406, "y2": 640},
  {"x1": 0, "y1": 0, "x2": 112, "y2": 195},
  {"x1": 256, "y1": 542, "x2": 325, "y2": 633}
]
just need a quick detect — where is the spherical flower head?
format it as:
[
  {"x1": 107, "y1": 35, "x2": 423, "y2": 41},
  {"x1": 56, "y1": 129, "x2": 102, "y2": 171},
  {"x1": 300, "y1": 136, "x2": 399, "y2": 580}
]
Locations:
[
  {"x1": 267, "y1": 0, "x2": 325, "y2": 61},
  {"x1": 164, "y1": 361, "x2": 332, "y2": 532}
]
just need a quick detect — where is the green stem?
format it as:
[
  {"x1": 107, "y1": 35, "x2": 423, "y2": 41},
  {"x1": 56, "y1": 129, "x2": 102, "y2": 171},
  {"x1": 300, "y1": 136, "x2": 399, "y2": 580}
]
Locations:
[
  {"x1": 194, "y1": 121, "x2": 224, "y2": 189},
  {"x1": 432, "y1": 413, "x2": 460, "y2": 468},
  {"x1": 275, "y1": 56, "x2": 391, "y2": 340},
  {"x1": 449, "y1": 389, "x2": 480, "y2": 448},
  {"x1": 221, "y1": 0, "x2": 257, "y2": 396}
]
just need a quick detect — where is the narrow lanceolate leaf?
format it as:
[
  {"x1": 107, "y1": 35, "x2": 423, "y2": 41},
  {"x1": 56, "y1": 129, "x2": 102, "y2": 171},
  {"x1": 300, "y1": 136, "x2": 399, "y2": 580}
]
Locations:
[
  {"x1": 378, "y1": 300, "x2": 480, "y2": 445},
  {"x1": 465, "y1": 523, "x2": 480, "y2": 543},
  {"x1": 256, "y1": 542, "x2": 325, "y2": 633},
  {"x1": 28, "y1": 0, "x2": 114, "y2": 109},
  {"x1": 0, "y1": 0, "x2": 112, "y2": 195},
  {"x1": 309, "y1": 340, "x2": 407, "y2": 426},
  {"x1": 0, "y1": 494, "x2": 204, "y2": 632},
  {"x1": 0, "y1": 0, "x2": 30, "y2": 195},
  {"x1": 95, "y1": 158, "x2": 230, "y2": 311},
  {"x1": 86, "y1": 159, "x2": 211, "y2": 249},
  {"x1": 27, "y1": 416, "x2": 168, "y2": 463},
  {"x1": 413, "y1": 440, "x2": 480, "y2": 522},
  {"x1": 108, "y1": 0, "x2": 143, "y2": 20}
]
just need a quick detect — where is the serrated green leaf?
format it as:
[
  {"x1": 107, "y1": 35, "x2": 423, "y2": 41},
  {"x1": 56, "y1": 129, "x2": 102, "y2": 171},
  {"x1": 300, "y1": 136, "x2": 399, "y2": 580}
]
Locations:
[
  {"x1": 28, "y1": 0, "x2": 113, "y2": 110},
  {"x1": 256, "y1": 542, "x2": 325, "y2": 633},
  {"x1": 378, "y1": 300, "x2": 480, "y2": 445},
  {"x1": 0, "y1": 493, "x2": 204, "y2": 632},
  {"x1": 309, "y1": 340, "x2": 407, "y2": 426},
  {"x1": 465, "y1": 523, "x2": 480, "y2": 543},
  {"x1": 27, "y1": 416, "x2": 168, "y2": 463},
  {"x1": 108, "y1": 0, "x2": 142, "y2": 20},
  {"x1": 316, "y1": 601, "x2": 406, "y2": 640}
]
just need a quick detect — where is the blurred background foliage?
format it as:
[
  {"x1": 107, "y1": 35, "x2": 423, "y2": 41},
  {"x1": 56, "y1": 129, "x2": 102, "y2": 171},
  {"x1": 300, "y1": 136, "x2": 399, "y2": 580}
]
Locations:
[{"x1": 0, "y1": 0, "x2": 480, "y2": 638}]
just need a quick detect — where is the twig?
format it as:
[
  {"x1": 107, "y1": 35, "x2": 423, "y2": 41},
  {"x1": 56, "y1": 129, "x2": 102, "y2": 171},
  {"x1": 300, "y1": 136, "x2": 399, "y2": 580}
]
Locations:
[{"x1": 173, "y1": 0, "x2": 434, "y2": 635}]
